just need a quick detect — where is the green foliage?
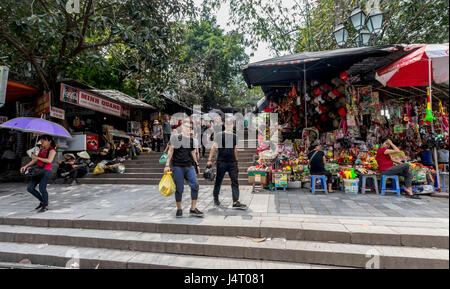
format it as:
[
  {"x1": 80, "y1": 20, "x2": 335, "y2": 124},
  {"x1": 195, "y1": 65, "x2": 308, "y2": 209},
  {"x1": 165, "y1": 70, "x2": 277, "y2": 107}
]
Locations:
[
  {"x1": 174, "y1": 18, "x2": 252, "y2": 111},
  {"x1": 205, "y1": 0, "x2": 449, "y2": 56},
  {"x1": 0, "y1": 0, "x2": 196, "y2": 102}
]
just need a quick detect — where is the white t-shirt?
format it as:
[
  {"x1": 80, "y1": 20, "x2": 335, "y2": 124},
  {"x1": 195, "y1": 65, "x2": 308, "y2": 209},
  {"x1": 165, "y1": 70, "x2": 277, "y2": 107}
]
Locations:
[{"x1": 438, "y1": 149, "x2": 449, "y2": 163}]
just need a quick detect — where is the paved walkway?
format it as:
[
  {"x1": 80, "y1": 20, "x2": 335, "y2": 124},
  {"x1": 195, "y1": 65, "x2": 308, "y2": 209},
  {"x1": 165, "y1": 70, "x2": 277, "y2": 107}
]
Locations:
[{"x1": 0, "y1": 183, "x2": 448, "y2": 221}]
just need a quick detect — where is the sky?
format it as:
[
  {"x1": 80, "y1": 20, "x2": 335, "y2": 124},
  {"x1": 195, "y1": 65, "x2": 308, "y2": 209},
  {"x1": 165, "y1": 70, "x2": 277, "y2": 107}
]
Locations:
[{"x1": 192, "y1": 0, "x2": 296, "y2": 63}]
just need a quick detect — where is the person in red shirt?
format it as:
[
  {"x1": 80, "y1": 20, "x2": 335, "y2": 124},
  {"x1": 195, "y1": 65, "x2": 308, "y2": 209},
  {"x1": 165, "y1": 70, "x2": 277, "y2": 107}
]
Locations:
[
  {"x1": 20, "y1": 135, "x2": 57, "y2": 212},
  {"x1": 376, "y1": 138, "x2": 419, "y2": 199}
]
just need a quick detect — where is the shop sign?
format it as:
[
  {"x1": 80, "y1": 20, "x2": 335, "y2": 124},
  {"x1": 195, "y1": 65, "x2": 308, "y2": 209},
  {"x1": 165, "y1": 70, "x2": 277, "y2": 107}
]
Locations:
[
  {"x1": 34, "y1": 92, "x2": 51, "y2": 117},
  {"x1": 0, "y1": 66, "x2": 8, "y2": 105},
  {"x1": 60, "y1": 83, "x2": 126, "y2": 118},
  {"x1": 86, "y1": 134, "x2": 99, "y2": 151},
  {"x1": 50, "y1": 106, "x2": 65, "y2": 120},
  {"x1": 78, "y1": 90, "x2": 122, "y2": 117},
  {"x1": 0, "y1": 116, "x2": 8, "y2": 124},
  {"x1": 60, "y1": 83, "x2": 78, "y2": 104}
]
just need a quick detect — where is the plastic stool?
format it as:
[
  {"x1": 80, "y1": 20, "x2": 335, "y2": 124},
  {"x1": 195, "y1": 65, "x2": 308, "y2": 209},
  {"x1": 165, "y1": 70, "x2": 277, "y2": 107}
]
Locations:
[
  {"x1": 381, "y1": 175, "x2": 400, "y2": 196},
  {"x1": 310, "y1": 175, "x2": 328, "y2": 195},
  {"x1": 361, "y1": 175, "x2": 379, "y2": 194}
]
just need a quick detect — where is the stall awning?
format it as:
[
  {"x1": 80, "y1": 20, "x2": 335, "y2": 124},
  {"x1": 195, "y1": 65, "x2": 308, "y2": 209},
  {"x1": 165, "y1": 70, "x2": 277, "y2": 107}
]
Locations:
[
  {"x1": 5, "y1": 81, "x2": 38, "y2": 102},
  {"x1": 242, "y1": 45, "x2": 402, "y2": 88},
  {"x1": 88, "y1": 89, "x2": 156, "y2": 110}
]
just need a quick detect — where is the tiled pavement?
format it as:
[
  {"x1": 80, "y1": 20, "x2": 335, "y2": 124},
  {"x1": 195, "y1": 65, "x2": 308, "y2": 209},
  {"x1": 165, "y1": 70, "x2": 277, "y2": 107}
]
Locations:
[{"x1": 0, "y1": 183, "x2": 447, "y2": 219}]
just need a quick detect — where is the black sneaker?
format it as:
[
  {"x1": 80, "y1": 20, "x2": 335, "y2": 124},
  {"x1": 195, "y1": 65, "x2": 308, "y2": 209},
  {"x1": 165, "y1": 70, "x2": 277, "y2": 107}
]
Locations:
[
  {"x1": 189, "y1": 208, "x2": 204, "y2": 217},
  {"x1": 214, "y1": 197, "x2": 220, "y2": 206},
  {"x1": 35, "y1": 203, "x2": 44, "y2": 210},
  {"x1": 38, "y1": 206, "x2": 48, "y2": 213},
  {"x1": 176, "y1": 209, "x2": 183, "y2": 218},
  {"x1": 232, "y1": 201, "x2": 248, "y2": 210}
]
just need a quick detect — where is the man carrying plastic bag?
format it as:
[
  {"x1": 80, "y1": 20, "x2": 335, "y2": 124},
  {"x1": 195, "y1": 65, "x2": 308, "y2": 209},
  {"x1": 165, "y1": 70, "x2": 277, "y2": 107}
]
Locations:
[
  {"x1": 163, "y1": 115, "x2": 203, "y2": 218},
  {"x1": 159, "y1": 172, "x2": 176, "y2": 196}
]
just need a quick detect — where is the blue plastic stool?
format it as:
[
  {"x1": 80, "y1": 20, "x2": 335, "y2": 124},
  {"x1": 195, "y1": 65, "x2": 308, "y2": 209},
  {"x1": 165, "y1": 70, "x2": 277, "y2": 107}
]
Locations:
[
  {"x1": 381, "y1": 175, "x2": 401, "y2": 196},
  {"x1": 310, "y1": 175, "x2": 328, "y2": 195}
]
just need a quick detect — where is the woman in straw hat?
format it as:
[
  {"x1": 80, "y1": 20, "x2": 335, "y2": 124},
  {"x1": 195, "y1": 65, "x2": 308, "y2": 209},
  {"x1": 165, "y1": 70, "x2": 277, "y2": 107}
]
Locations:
[
  {"x1": 57, "y1": 153, "x2": 76, "y2": 181},
  {"x1": 62, "y1": 151, "x2": 91, "y2": 186}
]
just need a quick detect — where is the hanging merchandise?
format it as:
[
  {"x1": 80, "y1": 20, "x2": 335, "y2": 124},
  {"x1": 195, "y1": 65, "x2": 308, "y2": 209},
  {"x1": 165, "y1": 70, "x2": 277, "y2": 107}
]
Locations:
[
  {"x1": 438, "y1": 101, "x2": 449, "y2": 135},
  {"x1": 422, "y1": 88, "x2": 436, "y2": 125},
  {"x1": 394, "y1": 124, "x2": 404, "y2": 134}
]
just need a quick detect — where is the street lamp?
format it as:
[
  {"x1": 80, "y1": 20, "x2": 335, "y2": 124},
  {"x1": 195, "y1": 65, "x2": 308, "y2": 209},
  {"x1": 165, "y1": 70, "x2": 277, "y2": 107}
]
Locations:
[
  {"x1": 333, "y1": 7, "x2": 384, "y2": 47},
  {"x1": 359, "y1": 29, "x2": 372, "y2": 46},
  {"x1": 333, "y1": 23, "x2": 349, "y2": 47},
  {"x1": 349, "y1": 8, "x2": 366, "y2": 31},
  {"x1": 367, "y1": 7, "x2": 384, "y2": 34}
]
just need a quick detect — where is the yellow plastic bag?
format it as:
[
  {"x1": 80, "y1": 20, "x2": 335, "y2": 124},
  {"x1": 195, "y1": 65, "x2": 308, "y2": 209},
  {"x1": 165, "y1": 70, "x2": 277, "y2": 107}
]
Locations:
[
  {"x1": 159, "y1": 172, "x2": 176, "y2": 197},
  {"x1": 93, "y1": 163, "x2": 105, "y2": 175}
]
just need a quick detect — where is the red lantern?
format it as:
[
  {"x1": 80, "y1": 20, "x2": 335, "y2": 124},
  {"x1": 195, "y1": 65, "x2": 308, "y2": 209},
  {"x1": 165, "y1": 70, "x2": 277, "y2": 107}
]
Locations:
[
  {"x1": 332, "y1": 88, "x2": 340, "y2": 97},
  {"x1": 338, "y1": 107, "x2": 346, "y2": 118},
  {"x1": 340, "y1": 71, "x2": 348, "y2": 82},
  {"x1": 313, "y1": 87, "x2": 322, "y2": 96}
]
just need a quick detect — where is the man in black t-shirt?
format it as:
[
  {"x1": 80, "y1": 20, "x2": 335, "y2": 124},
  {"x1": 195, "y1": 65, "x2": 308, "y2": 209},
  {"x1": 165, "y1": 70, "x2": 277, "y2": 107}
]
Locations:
[
  {"x1": 164, "y1": 117, "x2": 203, "y2": 218},
  {"x1": 207, "y1": 116, "x2": 247, "y2": 209}
]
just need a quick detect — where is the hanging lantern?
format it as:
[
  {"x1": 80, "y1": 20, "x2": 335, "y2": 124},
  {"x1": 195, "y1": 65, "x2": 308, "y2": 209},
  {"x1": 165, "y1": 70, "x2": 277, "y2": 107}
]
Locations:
[{"x1": 340, "y1": 71, "x2": 349, "y2": 82}]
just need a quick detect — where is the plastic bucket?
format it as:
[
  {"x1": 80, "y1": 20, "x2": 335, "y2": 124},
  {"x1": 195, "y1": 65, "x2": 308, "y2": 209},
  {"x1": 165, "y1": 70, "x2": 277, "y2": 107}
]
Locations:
[{"x1": 344, "y1": 179, "x2": 359, "y2": 194}]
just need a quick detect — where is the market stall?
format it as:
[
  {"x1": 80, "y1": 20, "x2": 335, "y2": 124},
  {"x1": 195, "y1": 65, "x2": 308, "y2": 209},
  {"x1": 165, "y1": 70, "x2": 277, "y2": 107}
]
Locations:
[
  {"x1": 57, "y1": 81, "x2": 156, "y2": 153},
  {"x1": 244, "y1": 44, "x2": 449, "y2": 193}
]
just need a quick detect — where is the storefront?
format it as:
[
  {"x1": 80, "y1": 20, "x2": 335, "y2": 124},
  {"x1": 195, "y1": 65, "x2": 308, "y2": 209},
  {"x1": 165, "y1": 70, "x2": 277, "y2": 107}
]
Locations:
[
  {"x1": 243, "y1": 45, "x2": 449, "y2": 192},
  {"x1": 0, "y1": 80, "x2": 39, "y2": 173},
  {"x1": 56, "y1": 80, "x2": 156, "y2": 152}
]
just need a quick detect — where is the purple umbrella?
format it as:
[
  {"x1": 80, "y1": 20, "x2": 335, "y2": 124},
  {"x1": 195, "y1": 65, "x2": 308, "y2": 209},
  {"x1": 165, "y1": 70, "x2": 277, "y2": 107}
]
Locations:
[{"x1": 0, "y1": 117, "x2": 72, "y2": 138}]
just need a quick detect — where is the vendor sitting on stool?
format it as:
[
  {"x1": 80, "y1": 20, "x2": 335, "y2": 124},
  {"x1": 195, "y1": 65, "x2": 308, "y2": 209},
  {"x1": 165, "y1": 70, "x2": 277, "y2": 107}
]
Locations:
[
  {"x1": 376, "y1": 138, "x2": 419, "y2": 199},
  {"x1": 307, "y1": 142, "x2": 333, "y2": 193},
  {"x1": 418, "y1": 144, "x2": 436, "y2": 187}
]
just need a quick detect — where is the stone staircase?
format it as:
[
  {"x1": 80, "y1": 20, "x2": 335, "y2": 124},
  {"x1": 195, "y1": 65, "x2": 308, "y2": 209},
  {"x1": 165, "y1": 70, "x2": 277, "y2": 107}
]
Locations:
[
  {"x1": 0, "y1": 216, "x2": 447, "y2": 269},
  {"x1": 78, "y1": 136, "x2": 258, "y2": 186}
]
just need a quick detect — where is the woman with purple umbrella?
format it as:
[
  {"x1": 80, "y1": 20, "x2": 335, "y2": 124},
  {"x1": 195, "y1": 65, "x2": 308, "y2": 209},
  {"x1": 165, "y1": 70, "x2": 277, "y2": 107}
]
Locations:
[{"x1": 20, "y1": 135, "x2": 57, "y2": 212}]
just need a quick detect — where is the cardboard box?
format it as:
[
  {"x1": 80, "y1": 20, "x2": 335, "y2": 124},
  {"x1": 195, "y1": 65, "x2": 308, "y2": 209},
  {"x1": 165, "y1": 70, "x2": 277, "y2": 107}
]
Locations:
[{"x1": 248, "y1": 171, "x2": 268, "y2": 185}]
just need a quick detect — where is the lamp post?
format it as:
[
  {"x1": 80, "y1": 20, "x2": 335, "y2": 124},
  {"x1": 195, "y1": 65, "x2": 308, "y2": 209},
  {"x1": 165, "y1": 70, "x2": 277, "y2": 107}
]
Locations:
[{"x1": 334, "y1": 6, "x2": 384, "y2": 47}]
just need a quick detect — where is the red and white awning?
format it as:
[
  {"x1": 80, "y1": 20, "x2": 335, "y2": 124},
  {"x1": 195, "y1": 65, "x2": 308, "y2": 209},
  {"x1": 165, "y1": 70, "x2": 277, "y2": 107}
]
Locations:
[{"x1": 376, "y1": 43, "x2": 449, "y2": 87}]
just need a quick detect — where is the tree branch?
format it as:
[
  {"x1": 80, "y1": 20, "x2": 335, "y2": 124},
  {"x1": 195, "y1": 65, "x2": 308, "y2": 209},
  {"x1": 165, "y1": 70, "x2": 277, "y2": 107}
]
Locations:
[{"x1": 0, "y1": 29, "x2": 49, "y2": 90}]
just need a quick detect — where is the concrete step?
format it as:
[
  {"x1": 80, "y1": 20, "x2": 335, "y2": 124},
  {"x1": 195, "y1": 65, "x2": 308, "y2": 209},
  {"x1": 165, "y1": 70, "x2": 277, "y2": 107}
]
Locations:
[
  {"x1": 1, "y1": 217, "x2": 447, "y2": 249},
  {"x1": 0, "y1": 242, "x2": 340, "y2": 269},
  {"x1": 125, "y1": 159, "x2": 255, "y2": 165},
  {"x1": 131, "y1": 155, "x2": 257, "y2": 161},
  {"x1": 83, "y1": 172, "x2": 250, "y2": 179},
  {"x1": 0, "y1": 261, "x2": 64, "y2": 269},
  {"x1": 0, "y1": 225, "x2": 447, "y2": 269},
  {"x1": 125, "y1": 165, "x2": 253, "y2": 172},
  {"x1": 124, "y1": 162, "x2": 255, "y2": 168},
  {"x1": 76, "y1": 178, "x2": 250, "y2": 185}
]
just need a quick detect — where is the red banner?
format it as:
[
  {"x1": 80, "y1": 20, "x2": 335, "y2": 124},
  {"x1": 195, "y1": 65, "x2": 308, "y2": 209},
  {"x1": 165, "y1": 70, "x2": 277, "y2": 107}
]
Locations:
[
  {"x1": 60, "y1": 83, "x2": 129, "y2": 119},
  {"x1": 34, "y1": 92, "x2": 50, "y2": 117}
]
